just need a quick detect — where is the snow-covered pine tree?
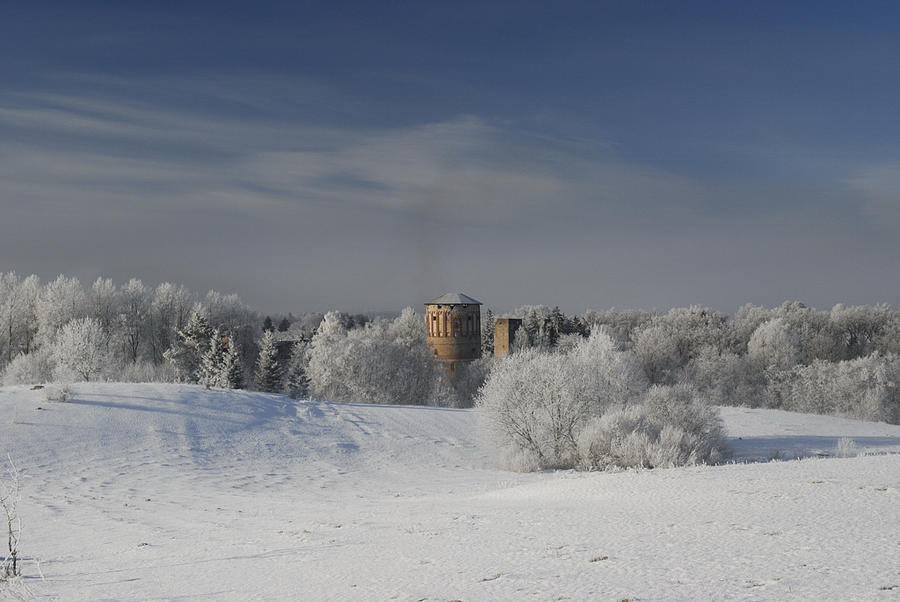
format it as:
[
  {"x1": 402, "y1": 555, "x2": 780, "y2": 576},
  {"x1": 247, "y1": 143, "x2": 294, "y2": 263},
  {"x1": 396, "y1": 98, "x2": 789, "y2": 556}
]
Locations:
[
  {"x1": 481, "y1": 308, "x2": 495, "y2": 356},
  {"x1": 163, "y1": 303, "x2": 212, "y2": 383},
  {"x1": 255, "y1": 329, "x2": 282, "y2": 392},
  {"x1": 222, "y1": 333, "x2": 244, "y2": 389},
  {"x1": 283, "y1": 341, "x2": 309, "y2": 399},
  {"x1": 198, "y1": 329, "x2": 226, "y2": 388}
]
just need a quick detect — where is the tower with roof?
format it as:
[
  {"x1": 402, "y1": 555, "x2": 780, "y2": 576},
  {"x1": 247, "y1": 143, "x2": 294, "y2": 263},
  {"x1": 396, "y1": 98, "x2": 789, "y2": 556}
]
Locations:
[{"x1": 424, "y1": 293, "x2": 482, "y2": 376}]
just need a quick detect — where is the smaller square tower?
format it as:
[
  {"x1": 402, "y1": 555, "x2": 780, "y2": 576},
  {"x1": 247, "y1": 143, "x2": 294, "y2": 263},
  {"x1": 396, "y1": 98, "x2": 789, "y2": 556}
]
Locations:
[{"x1": 493, "y1": 318, "x2": 522, "y2": 358}]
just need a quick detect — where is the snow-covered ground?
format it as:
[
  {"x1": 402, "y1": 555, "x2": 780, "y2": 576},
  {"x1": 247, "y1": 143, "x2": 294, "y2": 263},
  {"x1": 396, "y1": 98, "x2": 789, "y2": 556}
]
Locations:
[{"x1": 1, "y1": 383, "x2": 899, "y2": 600}]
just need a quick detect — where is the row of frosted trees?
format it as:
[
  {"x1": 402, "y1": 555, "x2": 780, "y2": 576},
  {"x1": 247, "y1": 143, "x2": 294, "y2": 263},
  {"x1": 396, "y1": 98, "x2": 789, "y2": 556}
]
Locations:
[
  {"x1": 0, "y1": 272, "x2": 261, "y2": 386},
  {"x1": 485, "y1": 302, "x2": 900, "y2": 424},
  {"x1": 3, "y1": 270, "x2": 899, "y2": 425}
]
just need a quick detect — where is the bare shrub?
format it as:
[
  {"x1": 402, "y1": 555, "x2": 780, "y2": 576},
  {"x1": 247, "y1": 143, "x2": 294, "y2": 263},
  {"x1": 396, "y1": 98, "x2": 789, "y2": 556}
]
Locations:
[
  {"x1": 576, "y1": 385, "x2": 728, "y2": 471},
  {"x1": 1, "y1": 456, "x2": 22, "y2": 580},
  {"x1": 44, "y1": 385, "x2": 70, "y2": 403},
  {"x1": 1, "y1": 347, "x2": 55, "y2": 386},
  {"x1": 834, "y1": 436, "x2": 859, "y2": 458}
]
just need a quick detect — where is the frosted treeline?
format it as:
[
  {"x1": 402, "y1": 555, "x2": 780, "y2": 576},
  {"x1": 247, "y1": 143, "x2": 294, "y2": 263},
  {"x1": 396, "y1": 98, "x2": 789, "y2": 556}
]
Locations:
[
  {"x1": 505, "y1": 303, "x2": 900, "y2": 424},
  {"x1": 0, "y1": 272, "x2": 259, "y2": 386},
  {"x1": 476, "y1": 302, "x2": 900, "y2": 470},
  {"x1": 2, "y1": 270, "x2": 898, "y2": 440},
  {"x1": 305, "y1": 308, "x2": 488, "y2": 407}
]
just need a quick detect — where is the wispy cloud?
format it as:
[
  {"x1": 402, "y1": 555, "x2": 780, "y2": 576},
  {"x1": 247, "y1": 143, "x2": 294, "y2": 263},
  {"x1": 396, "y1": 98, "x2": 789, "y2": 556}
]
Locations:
[{"x1": 2, "y1": 77, "x2": 897, "y2": 312}]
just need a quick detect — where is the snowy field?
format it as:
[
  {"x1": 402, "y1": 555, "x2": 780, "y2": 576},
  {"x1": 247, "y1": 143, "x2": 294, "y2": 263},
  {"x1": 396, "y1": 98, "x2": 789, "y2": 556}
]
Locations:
[{"x1": 1, "y1": 383, "x2": 899, "y2": 601}]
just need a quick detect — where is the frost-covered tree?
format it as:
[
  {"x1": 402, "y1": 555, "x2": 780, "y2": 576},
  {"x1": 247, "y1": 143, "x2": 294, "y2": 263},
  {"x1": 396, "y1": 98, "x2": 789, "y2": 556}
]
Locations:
[
  {"x1": 89, "y1": 277, "x2": 118, "y2": 353},
  {"x1": 118, "y1": 278, "x2": 149, "y2": 364},
  {"x1": 163, "y1": 304, "x2": 212, "y2": 383},
  {"x1": 582, "y1": 308, "x2": 653, "y2": 345},
  {"x1": 517, "y1": 305, "x2": 552, "y2": 350},
  {"x1": 732, "y1": 303, "x2": 772, "y2": 353},
  {"x1": 221, "y1": 334, "x2": 244, "y2": 389},
  {"x1": 14, "y1": 275, "x2": 39, "y2": 357},
  {"x1": 769, "y1": 353, "x2": 900, "y2": 423},
  {"x1": 306, "y1": 311, "x2": 348, "y2": 399},
  {"x1": 546, "y1": 306, "x2": 567, "y2": 347},
  {"x1": 148, "y1": 282, "x2": 193, "y2": 364},
  {"x1": 874, "y1": 316, "x2": 900, "y2": 356},
  {"x1": 197, "y1": 329, "x2": 242, "y2": 389},
  {"x1": 772, "y1": 301, "x2": 841, "y2": 362},
  {"x1": 52, "y1": 317, "x2": 108, "y2": 381},
  {"x1": 748, "y1": 318, "x2": 804, "y2": 371},
  {"x1": 255, "y1": 329, "x2": 282, "y2": 392},
  {"x1": 830, "y1": 303, "x2": 893, "y2": 360},
  {"x1": 0, "y1": 273, "x2": 39, "y2": 366},
  {"x1": 205, "y1": 290, "x2": 258, "y2": 375},
  {"x1": 283, "y1": 341, "x2": 309, "y2": 399},
  {"x1": 636, "y1": 321, "x2": 688, "y2": 385},
  {"x1": 36, "y1": 275, "x2": 85, "y2": 348},
  {"x1": 307, "y1": 309, "x2": 450, "y2": 405},
  {"x1": 633, "y1": 306, "x2": 732, "y2": 384},
  {"x1": 198, "y1": 329, "x2": 226, "y2": 388},
  {"x1": 685, "y1": 345, "x2": 765, "y2": 407}
]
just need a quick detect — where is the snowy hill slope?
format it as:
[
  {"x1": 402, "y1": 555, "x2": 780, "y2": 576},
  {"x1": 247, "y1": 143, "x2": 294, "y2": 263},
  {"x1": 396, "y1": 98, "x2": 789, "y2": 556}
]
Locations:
[{"x1": 1, "y1": 383, "x2": 899, "y2": 600}]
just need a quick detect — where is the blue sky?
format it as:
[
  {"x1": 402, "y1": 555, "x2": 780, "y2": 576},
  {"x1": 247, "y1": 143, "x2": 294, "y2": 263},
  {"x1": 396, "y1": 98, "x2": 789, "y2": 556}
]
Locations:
[{"x1": 2, "y1": 1, "x2": 900, "y2": 314}]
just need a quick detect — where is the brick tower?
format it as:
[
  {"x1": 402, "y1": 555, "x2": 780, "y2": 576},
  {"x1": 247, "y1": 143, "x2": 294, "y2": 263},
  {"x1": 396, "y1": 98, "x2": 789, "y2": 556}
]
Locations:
[{"x1": 424, "y1": 293, "x2": 482, "y2": 378}]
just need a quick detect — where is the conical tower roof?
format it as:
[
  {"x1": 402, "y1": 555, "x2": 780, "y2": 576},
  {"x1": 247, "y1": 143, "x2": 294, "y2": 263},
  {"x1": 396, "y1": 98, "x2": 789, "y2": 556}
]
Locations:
[{"x1": 425, "y1": 293, "x2": 481, "y2": 305}]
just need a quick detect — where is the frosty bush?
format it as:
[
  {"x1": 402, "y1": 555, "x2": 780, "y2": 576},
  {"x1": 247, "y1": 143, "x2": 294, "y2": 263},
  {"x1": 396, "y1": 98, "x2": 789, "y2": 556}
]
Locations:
[
  {"x1": 1, "y1": 347, "x2": 54, "y2": 386},
  {"x1": 575, "y1": 385, "x2": 727, "y2": 470},
  {"x1": 833, "y1": 436, "x2": 859, "y2": 458},
  {"x1": 44, "y1": 385, "x2": 70, "y2": 402},
  {"x1": 476, "y1": 330, "x2": 647, "y2": 469}
]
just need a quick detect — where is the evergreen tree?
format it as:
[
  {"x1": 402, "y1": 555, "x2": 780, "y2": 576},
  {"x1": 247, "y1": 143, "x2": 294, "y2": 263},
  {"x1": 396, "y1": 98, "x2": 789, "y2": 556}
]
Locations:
[
  {"x1": 163, "y1": 304, "x2": 212, "y2": 383},
  {"x1": 221, "y1": 333, "x2": 244, "y2": 389},
  {"x1": 521, "y1": 311, "x2": 540, "y2": 349},
  {"x1": 283, "y1": 341, "x2": 309, "y2": 399},
  {"x1": 547, "y1": 306, "x2": 565, "y2": 348},
  {"x1": 262, "y1": 316, "x2": 274, "y2": 332},
  {"x1": 481, "y1": 308, "x2": 495, "y2": 356},
  {"x1": 198, "y1": 328, "x2": 226, "y2": 388},
  {"x1": 255, "y1": 329, "x2": 282, "y2": 392},
  {"x1": 277, "y1": 318, "x2": 291, "y2": 332}
]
